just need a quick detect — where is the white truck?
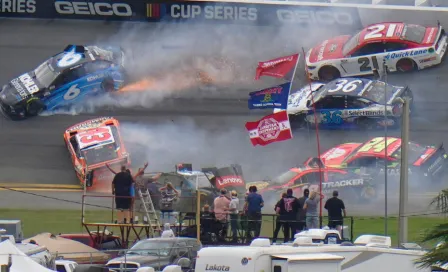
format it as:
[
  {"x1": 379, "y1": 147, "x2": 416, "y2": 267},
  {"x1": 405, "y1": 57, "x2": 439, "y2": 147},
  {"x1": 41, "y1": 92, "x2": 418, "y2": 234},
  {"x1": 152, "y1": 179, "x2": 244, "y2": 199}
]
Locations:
[
  {"x1": 55, "y1": 260, "x2": 77, "y2": 272},
  {"x1": 195, "y1": 229, "x2": 439, "y2": 272}
]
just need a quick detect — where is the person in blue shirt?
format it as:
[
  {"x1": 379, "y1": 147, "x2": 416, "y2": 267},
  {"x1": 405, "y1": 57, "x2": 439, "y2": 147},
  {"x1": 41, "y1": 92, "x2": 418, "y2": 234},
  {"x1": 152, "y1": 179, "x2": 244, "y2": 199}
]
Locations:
[{"x1": 245, "y1": 186, "x2": 264, "y2": 239}]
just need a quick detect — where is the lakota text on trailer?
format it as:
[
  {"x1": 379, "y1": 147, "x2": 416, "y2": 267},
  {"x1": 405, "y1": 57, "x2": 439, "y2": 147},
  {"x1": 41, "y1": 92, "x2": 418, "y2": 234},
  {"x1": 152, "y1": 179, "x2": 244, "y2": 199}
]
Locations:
[
  {"x1": 54, "y1": 1, "x2": 132, "y2": 16},
  {"x1": 170, "y1": 4, "x2": 257, "y2": 21}
]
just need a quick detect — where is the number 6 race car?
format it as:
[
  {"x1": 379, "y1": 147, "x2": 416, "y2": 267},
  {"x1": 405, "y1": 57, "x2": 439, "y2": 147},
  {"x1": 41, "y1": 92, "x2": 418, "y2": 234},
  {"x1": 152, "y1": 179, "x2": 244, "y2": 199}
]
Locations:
[
  {"x1": 63, "y1": 117, "x2": 130, "y2": 191},
  {"x1": 274, "y1": 77, "x2": 413, "y2": 130},
  {"x1": 306, "y1": 22, "x2": 448, "y2": 81},
  {"x1": 0, "y1": 44, "x2": 126, "y2": 119}
]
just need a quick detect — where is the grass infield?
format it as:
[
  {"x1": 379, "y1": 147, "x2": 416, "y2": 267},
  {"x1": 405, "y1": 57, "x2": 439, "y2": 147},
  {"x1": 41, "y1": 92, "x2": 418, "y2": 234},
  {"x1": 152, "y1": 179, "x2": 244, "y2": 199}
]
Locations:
[{"x1": 0, "y1": 209, "x2": 445, "y2": 246}]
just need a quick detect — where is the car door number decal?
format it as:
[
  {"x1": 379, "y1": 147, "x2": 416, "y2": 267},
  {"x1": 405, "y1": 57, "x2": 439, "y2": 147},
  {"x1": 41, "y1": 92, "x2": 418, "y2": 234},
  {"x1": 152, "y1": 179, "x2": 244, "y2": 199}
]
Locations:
[
  {"x1": 321, "y1": 110, "x2": 343, "y2": 124},
  {"x1": 364, "y1": 24, "x2": 397, "y2": 40},
  {"x1": 328, "y1": 79, "x2": 363, "y2": 93},
  {"x1": 58, "y1": 50, "x2": 83, "y2": 68},
  {"x1": 64, "y1": 84, "x2": 81, "y2": 100},
  {"x1": 358, "y1": 56, "x2": 380, "y2": 72}
]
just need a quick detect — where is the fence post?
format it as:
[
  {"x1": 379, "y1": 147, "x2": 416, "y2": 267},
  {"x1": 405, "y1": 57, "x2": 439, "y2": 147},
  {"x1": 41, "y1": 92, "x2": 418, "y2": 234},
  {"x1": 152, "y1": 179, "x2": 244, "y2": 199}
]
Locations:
[{"x1": 350, "y1": 216, "x2": 354, "y2": 242}]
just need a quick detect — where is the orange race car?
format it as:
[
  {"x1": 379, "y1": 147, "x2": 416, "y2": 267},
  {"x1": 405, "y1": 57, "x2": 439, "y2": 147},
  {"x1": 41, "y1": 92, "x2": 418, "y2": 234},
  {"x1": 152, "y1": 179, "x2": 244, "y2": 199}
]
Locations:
[{"x1": 63, "y1": 117, "x2": 130, "y2": 191}]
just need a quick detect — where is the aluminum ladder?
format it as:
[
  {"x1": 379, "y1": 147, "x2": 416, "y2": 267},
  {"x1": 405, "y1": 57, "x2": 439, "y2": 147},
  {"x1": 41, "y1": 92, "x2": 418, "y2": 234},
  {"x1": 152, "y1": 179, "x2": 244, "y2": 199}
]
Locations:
[{"x1": 137, "y1": 188, "x2": 162, "y2": 236}]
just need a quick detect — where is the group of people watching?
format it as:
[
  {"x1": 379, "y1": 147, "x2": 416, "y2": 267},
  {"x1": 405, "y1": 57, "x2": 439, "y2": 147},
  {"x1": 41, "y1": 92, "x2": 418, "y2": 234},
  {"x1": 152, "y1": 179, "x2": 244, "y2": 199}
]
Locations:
[{"x1": 272, "y1": 188, "x2": 347, "y2": 243}]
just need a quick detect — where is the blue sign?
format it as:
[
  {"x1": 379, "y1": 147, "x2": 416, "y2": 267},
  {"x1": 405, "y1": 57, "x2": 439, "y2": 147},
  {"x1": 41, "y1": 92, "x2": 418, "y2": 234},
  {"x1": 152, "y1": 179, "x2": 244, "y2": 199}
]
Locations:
[{"x1": 248, "y1": 82, "x2": 291, "y2": 110}]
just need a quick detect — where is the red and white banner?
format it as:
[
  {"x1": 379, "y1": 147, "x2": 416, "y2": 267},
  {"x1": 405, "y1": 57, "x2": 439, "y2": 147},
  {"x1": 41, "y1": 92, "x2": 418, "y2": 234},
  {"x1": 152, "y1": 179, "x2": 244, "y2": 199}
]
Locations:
[
  {"x1": 245, "y1": 111, "x2": 293, "y2": 146},
  {"x1": 255, "y1": 53, "x2": 300, "y2": 80}
]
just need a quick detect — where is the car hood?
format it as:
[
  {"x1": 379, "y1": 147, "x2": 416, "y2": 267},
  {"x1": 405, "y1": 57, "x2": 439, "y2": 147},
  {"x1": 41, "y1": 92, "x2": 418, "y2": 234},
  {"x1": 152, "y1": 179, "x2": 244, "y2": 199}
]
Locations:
[
  {"x1": 320, "y1": 143, "x2": 362, "y2": 167},
  {"x1": 1, "y1": 72, "x2": 44, "y2": 104},
  {"x1": 107, "y1": 254, "x2": 163, "y2": 265},
  {"x1": 307, "y1": 35, "x2": 351, "y2": 63},
  {"x1": 274, "y1": 82, "x2": 325, "y2": 114}
]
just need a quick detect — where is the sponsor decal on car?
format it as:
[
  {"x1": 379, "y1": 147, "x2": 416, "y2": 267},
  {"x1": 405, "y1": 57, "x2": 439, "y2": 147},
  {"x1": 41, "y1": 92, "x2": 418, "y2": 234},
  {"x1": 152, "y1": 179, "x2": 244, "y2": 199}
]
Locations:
[
  {"x1": 419, "y1": 56, "x2": 437, "y2": 63},
  {"x1": 87, "y1": 73, "x2": 105, "y2": 82},
  {"x1": 18, "y1": 74, "x2": 39, "y2": 95},
  {"x1": 322, "y1": 179, "x2": 363, "y2": 189},
  {"x1": 322, "y1": 147, "x2": 347, "y2": 160},
  {"x1": 317, "y1": 40, "x2": 329, "y2": 61},
  {"x1": 67, "y1": 117, "x2": 112, "y2": 131},
  {"x1": 384, "y1": 49, "x2": 429, "y2": 60},
  {"x1": 348, "y1": 109, "x2": 383, "y2": 117},
  {"x1": 216, "y1": 176, "x2": 244, "y2": 187}
]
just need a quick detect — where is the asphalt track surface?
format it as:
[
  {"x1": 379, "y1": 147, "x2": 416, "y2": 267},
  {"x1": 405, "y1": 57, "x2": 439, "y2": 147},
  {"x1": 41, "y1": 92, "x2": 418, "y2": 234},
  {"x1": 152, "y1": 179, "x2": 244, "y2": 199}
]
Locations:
[{"x1": 0, "y1": 19, "x2": 447, "y2": 216}]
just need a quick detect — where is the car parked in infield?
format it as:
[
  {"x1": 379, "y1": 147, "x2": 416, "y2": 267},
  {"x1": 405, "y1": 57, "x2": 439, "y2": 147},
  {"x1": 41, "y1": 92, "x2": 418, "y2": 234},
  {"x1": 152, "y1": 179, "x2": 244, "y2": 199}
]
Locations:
[
  {"x1": 318, "y1": 137, "x2": 448, "y2": 183},
  {"x1": 305, "y1": 22, "x2": 448, "y2": 81},
  {"x1": 246, "y1": 160, "x2": 377, "y2": 203},
  {"x1": 63, "y1": 117, "x2": 130, "y2": 190},
  {"x1": 0, "y1": 44, "x2": 125, "y2": 119},
  {"x1": 274, "y1": 77, "x2": 413, "y2": 130}
]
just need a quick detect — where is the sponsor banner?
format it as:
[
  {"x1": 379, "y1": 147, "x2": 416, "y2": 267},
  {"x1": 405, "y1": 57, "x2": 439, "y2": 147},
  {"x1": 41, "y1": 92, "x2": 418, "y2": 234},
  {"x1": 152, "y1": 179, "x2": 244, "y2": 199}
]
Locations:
[{"x1": 0, "y1": 0, "x2": 361, "y2": 31}]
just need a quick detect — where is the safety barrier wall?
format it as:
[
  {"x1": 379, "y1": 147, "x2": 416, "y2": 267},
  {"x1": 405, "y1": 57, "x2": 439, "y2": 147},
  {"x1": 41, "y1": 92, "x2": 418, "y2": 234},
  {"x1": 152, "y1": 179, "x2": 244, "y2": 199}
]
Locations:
[{"x1": 2, "y1": 0, "x2": 448, "y2": 31}]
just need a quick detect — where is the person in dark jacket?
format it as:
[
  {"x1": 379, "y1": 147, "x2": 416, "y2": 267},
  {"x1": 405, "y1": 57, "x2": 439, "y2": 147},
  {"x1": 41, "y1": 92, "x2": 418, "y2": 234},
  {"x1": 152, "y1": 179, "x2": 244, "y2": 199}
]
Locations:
[
  {"x1": 272, "y1": 192, "x2": 287, "y2": 244},
  {"x1": 296, "y1": 189, "x2": 309, "y2": 232},
  {"x1": 277, "y1": 189, "x2": 301, "y2": 242},
  {"x1": 112, "y1": 165, "x2": 134, "y2": 224}
]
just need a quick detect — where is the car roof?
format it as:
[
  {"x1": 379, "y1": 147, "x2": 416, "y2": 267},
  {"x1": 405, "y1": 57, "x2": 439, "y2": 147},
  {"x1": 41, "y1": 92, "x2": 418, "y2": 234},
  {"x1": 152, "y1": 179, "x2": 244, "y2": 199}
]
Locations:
[
  {"x1": 358, "y1": 22, "x2": 407, "y2": 45},
  {"x1": 354, "y1": 137, "x2": 402, "y2": 158},
  {"x1": 321, "y1": 78, "x2": 375, "y2": 97}
]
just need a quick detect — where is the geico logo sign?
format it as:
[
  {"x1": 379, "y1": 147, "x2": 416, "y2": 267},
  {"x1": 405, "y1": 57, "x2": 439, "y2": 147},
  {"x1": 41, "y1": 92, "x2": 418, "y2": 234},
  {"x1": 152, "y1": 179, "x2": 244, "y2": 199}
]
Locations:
[
  {"x1": 170, "y1": 4, "x2": 257, "y2": 21},
  {"x1": 0, "y1": 0, "x2": 36, "y2": 13},
  {"x1": 277, "y1": 10, "x2": 354, "y2": 26},
  {"x1": 55, "y1": 1, "x2": 132, "y2": 16}
]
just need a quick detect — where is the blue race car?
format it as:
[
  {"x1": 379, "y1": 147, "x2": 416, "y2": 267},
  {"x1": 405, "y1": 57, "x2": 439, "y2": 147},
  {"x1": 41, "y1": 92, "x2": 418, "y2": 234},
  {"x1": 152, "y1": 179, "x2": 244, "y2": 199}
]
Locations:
[
  {"x1": 274, "y1": 77, "x2": 414, "y2": 130},
  {"x1": 0, "y1": 44, "x2": 126, "y2": 119}
]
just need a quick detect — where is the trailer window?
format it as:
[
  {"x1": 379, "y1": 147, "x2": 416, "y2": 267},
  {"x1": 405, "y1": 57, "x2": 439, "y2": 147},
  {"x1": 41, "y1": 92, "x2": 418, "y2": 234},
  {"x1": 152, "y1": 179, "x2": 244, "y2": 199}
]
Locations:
[{"x1": 274, "y1": 265, "x2": 282, "y2": 272}]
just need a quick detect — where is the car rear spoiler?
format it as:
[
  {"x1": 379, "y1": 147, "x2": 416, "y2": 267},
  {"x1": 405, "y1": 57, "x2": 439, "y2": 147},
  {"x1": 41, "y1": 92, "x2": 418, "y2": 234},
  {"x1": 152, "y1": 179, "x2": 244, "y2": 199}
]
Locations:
[{"x1": 417, "y1": 143, "x2": 447, "y2": 176}]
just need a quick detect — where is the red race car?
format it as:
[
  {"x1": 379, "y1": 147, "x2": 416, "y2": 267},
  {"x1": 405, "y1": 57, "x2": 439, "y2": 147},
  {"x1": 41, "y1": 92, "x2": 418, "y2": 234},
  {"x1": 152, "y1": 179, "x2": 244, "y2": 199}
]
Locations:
[
  {"x1": 305, "y1": 22, "x2": 447, "y2": 81},
  {"x1": 317, "y1": 137, "x2": 448, "y2": 182},
  {"x1": 63, "y1": 117, "x2": 130, "y2": 191}
]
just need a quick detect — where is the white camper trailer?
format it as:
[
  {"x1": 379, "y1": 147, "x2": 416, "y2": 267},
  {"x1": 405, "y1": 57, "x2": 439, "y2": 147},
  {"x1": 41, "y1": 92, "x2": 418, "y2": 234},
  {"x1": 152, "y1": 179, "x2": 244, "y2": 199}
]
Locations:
[{"x1": 195, "y1": 232, "x2": 431, "y2": 272}]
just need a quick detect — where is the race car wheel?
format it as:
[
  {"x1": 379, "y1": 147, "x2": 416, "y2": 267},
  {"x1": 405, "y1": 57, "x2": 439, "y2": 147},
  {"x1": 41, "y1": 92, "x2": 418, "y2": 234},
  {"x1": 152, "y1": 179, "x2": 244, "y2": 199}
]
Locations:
[
  {"x1": 101, "y1": 77, "x2": 116, "y2": 92},
  {"x1": 26, "y1": 98, "x2": 45, "y2": 116},
  {"x1": 318, "y1": 66, "x2": 341, "y2": 81},
  {"x1": 396, "y1": 59, "x2": 416, "y2": 73},
  {"x1": 356, "y1": 118, "x2": 377, "y2": 130}
]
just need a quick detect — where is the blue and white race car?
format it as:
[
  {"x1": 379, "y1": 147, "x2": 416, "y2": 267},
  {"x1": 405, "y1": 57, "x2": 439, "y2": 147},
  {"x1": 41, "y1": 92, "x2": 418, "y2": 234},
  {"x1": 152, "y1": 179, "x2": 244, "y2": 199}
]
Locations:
[
  {"x1": 0, "y1": 44, "x2": 126, "y2": 119},
  {"x1": 275, "y1": 78, "x2": 414, "y2": 129}
]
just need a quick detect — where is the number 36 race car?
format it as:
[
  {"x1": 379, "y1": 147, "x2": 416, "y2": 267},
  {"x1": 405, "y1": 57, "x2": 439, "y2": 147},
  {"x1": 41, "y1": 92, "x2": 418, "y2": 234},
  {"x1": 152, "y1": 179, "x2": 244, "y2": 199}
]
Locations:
[
  {"x1": 0, "y1": 44, "x2": 125, "y2": 119},
  {"x1": 306, "y1": 22, "x2": 447, "y2": 81},
  {"x1": 63, "y1": 117, "x2": 130, "y2": 191},
  {"x1": 275, "y1": 77, "x2": 414, "y2": 130}
]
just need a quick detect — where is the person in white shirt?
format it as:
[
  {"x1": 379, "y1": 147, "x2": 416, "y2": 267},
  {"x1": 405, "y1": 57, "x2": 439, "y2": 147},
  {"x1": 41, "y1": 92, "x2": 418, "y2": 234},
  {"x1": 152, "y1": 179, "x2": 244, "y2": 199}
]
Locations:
[
  {"x1": 161, "y1": 223, "x2": 175, "y2": 238},
  {"x1": 226, "y1": 190, "x2": 240, "y2": 243}
]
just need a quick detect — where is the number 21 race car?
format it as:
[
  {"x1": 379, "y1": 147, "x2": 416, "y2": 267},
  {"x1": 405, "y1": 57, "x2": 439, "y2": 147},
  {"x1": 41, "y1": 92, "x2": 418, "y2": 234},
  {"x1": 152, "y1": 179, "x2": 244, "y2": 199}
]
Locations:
[
  {"x1": 275, "y1": 77, "x2": 413, "y2": 130},
  {"x1": 305, "y1": 22, "x2": 447, "y2": 81},
  {"x1": 0, "y1": 45, "x2": 125, "y2": 119},
  {"x1": 63, "y1": 117, "x2": 130, "y2": 191}
]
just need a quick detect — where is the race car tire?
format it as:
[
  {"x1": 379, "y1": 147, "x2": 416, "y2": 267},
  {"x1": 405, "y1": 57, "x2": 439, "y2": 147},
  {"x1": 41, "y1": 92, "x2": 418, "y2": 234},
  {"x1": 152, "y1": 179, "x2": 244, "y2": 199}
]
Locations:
[
  {"x1": 25, "y1": 98, "x2": 45, "y2": 116},
  {"x1": 356, "y1": 118, "x2": 377, "y2": 130},
  {"x1": 318, "y1": 66, "x2": 341, "y2": 81},
  {"x1": 101, "y1": 77, "x2": 116, "y2": 92},
  {"x1": 396, "y1": 58, "x2": 417, "y2": 73}
]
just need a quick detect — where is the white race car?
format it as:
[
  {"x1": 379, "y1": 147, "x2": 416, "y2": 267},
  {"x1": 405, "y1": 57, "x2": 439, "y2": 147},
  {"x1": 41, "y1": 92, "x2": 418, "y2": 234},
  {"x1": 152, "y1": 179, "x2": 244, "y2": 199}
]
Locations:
[{"x1": 305, "y1": 22, "x2": 448, "y2": 81}]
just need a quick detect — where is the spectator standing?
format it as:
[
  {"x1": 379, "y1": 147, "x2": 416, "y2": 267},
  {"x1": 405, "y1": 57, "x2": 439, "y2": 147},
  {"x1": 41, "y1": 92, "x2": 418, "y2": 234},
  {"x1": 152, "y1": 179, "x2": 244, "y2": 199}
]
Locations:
[
  {"x1": 276, "y1": 189, "x2": 301, "y2": 242},
  {"x1": 324, "y1": 190, "x2": 346, "y2": 233},
  {"x1": 245, "y1": 186, "x2": 264, "y2": 239},
  {"x1": 159, "y1": 182, "x2": 179, "y2": 225},
  {"x1": 272, "y1": 192, "x2": 287, "y2": 244},
  {"x1": 214, "y1": 189, "x2": 231, "y2": 241},
  {"x1": 296, "y1": 189, "x2": 309, "y2": 232},
  {"x1": 111, "y1": 165, "x2": 135, "y2": 224},
  {"x1": 304, "y1": 191, "x2": 323, "y2": 229},
  {"x1": 225, "y1": 190, "x2": 240, "y2": 243}
]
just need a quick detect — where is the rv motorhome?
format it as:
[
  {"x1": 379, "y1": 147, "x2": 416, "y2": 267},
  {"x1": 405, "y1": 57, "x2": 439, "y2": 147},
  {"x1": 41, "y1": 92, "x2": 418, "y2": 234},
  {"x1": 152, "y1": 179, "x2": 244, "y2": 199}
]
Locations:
[{"x1": 195, "y1": 230, "x2": 439, "y2": 272}]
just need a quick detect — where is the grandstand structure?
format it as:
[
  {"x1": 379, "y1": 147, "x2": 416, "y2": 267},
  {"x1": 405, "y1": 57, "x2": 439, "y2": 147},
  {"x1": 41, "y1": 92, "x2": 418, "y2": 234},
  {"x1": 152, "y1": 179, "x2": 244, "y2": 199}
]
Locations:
[{"x1": 283, "y1": 0, "x2": 448, "y2": 7}]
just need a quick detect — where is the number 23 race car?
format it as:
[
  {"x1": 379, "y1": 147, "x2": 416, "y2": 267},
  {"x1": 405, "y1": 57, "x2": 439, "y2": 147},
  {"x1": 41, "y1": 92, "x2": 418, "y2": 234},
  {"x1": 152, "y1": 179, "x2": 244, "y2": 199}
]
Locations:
[
  {"x1": 275, "y1": 77, "x2": 413, "y2": 130},
  {"x1": 0, "y1": 45, "x2": 125, "y2": 119},
  {"x1": 63, "y1": 117, "x2": 130, "y2": 191},
  {"x1": 305, "y1": 22, "x2": 447, "y2": 81}
]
